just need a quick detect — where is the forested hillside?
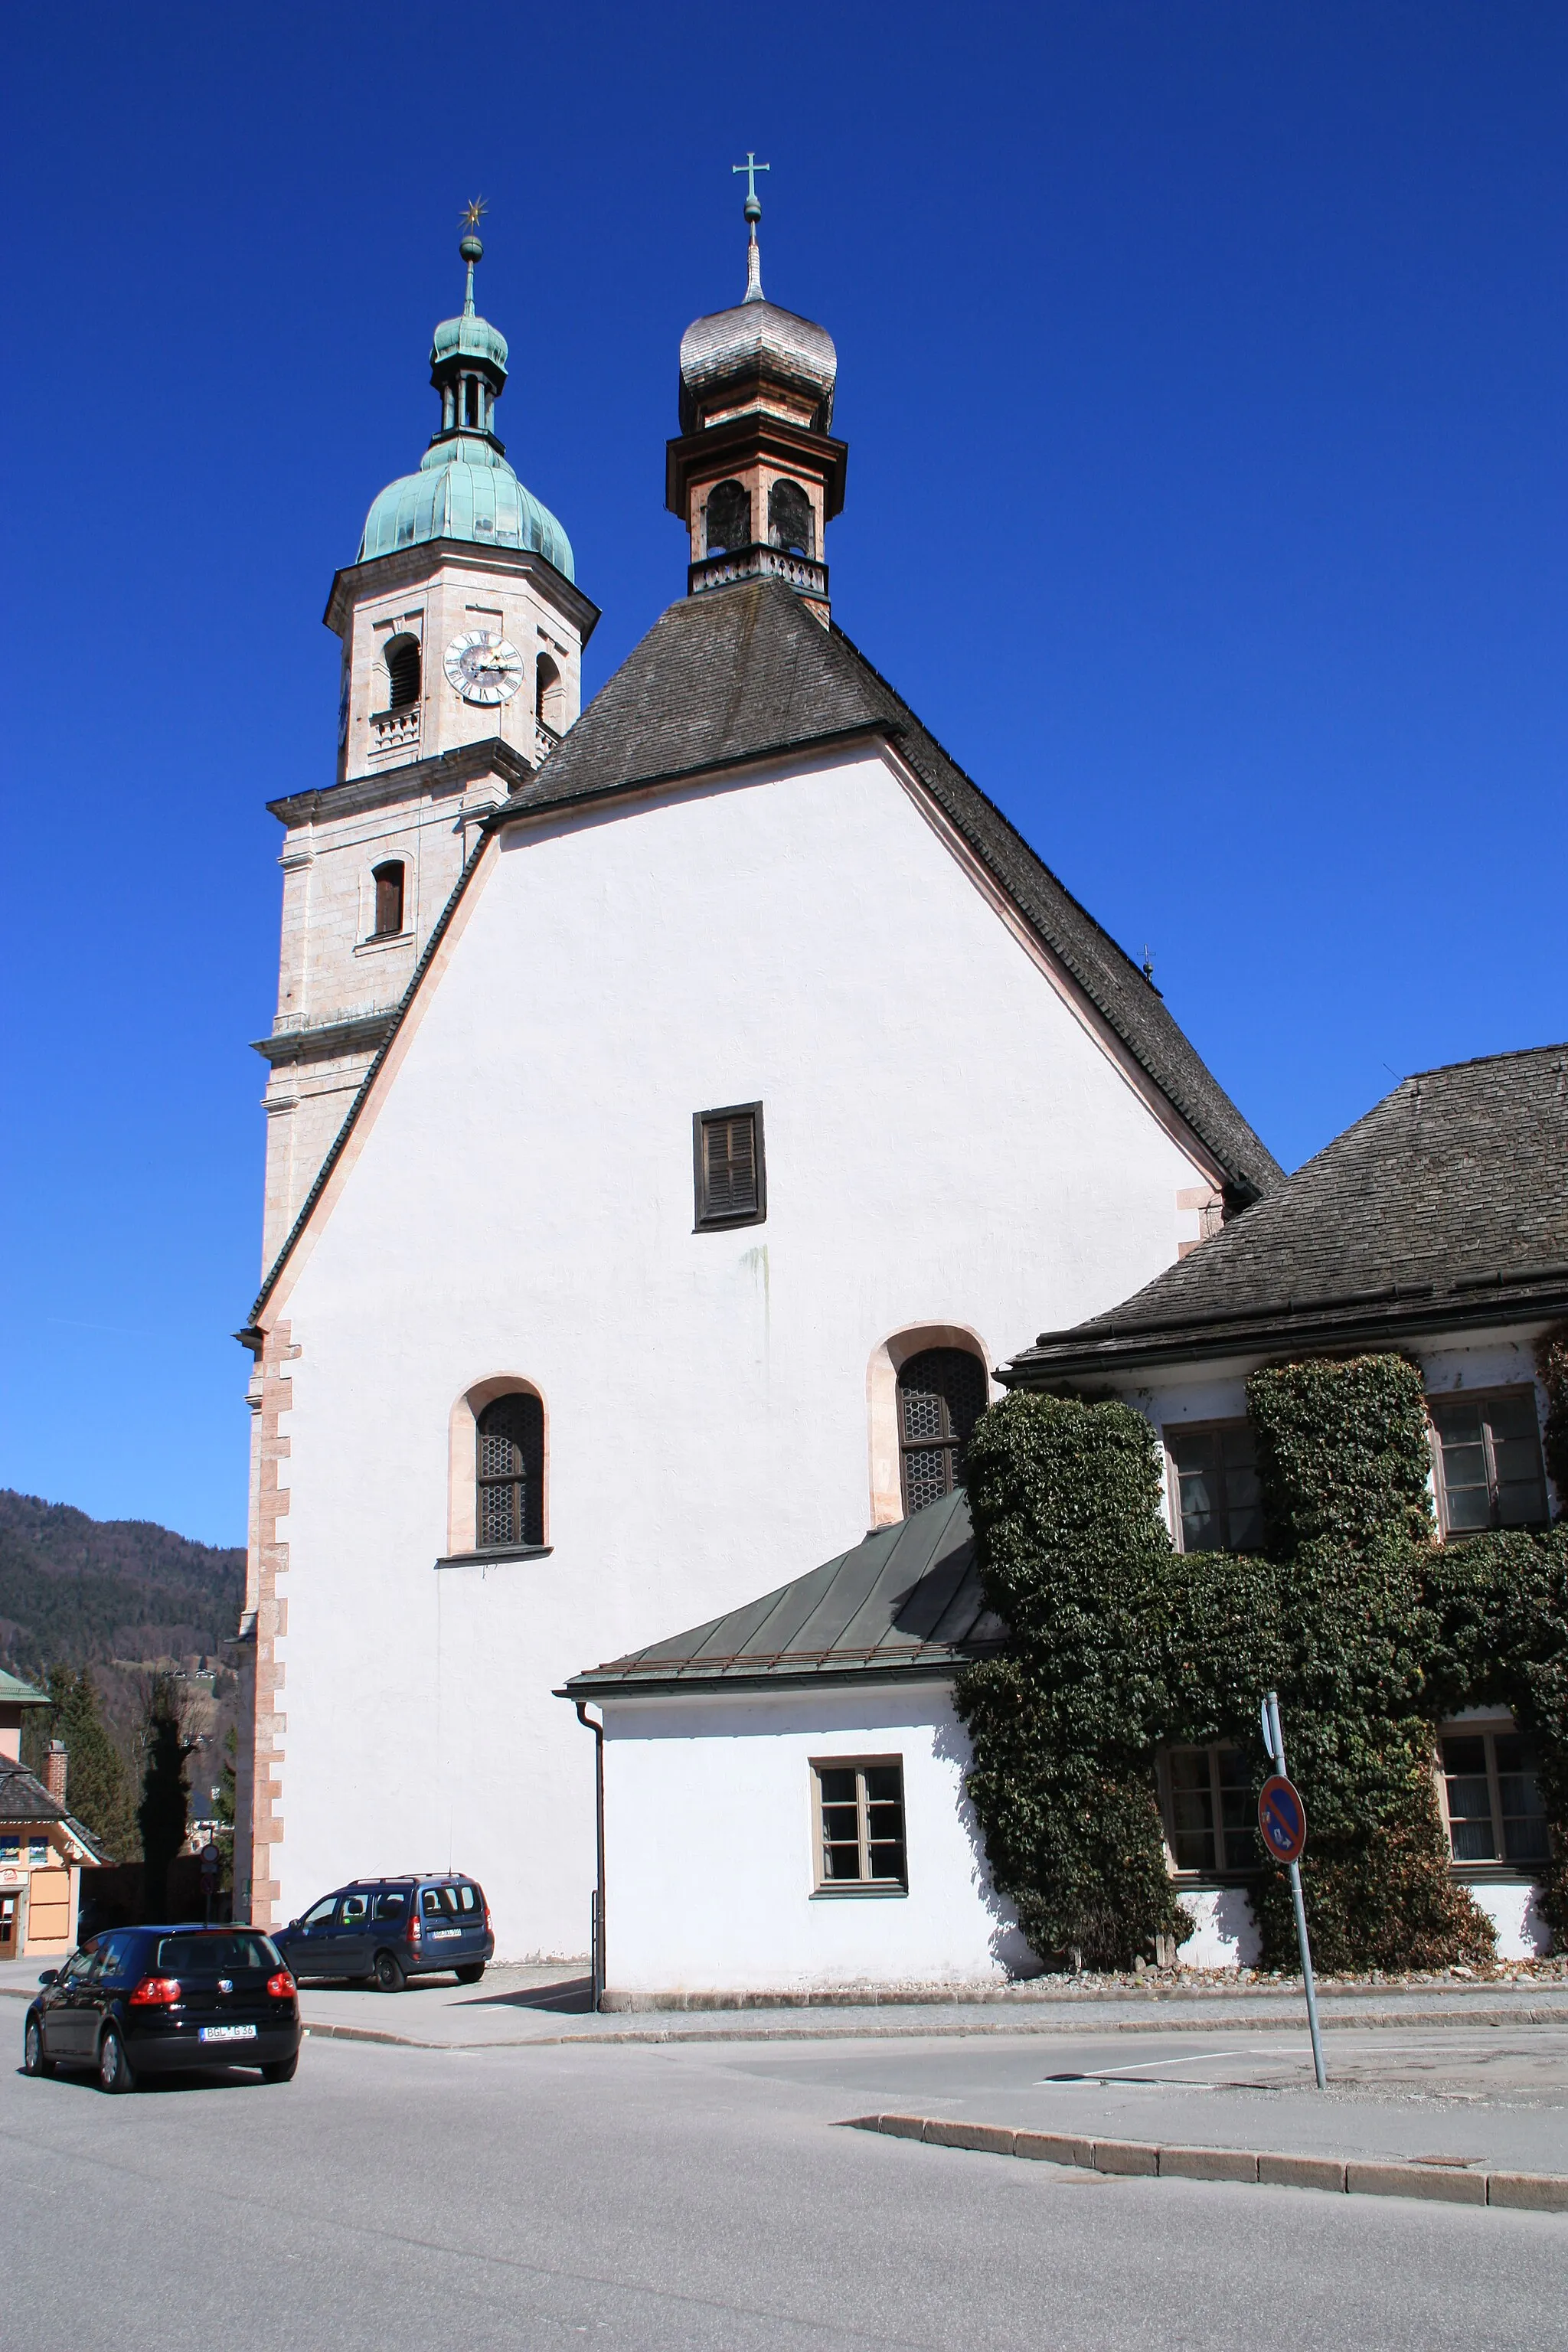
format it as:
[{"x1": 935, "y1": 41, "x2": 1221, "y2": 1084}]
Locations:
[{"x1": 0, "y1": 1490, "x2": 244, "y2": 1677}]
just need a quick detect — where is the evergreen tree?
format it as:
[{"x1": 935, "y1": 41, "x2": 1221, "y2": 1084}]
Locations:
[
  {"x1": 137, "y1": 1676, "x2": 192, "y2": 1911},
  {"x1": 21, "y1": 1665, "x2": 139, "y2": 1861}
]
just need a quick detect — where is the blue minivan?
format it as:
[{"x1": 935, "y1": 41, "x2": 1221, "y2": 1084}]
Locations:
[{"x1": 272, "y1": 1874, "x2": 492, "y2": 1992}]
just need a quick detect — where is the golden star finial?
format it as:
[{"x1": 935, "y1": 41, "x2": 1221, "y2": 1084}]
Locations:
[{"x1": 461, "y1": 195, "x2": 488, "y2": 232}]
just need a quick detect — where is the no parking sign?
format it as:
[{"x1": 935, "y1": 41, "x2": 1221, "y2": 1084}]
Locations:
[{"x1": 1258, "y1": 1773, "x2": 1308, "y2": 1865}]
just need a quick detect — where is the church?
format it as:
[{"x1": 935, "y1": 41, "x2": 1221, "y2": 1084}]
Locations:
[{"x1": 232, "y1": 187, "x2": 1281, "y2": 1960}]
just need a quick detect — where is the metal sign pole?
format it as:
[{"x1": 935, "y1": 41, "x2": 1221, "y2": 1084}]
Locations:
[{"x1": 1263, "y1": 1690, "x2": 1327, "y2": 2090}]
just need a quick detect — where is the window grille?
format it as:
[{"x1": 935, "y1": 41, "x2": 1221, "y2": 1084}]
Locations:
[
  {"x1": 813, "y1": 1759, "x2": 907, "y2": 1891},
  {"x1": 897, "y1": 1348, "x2": 987, "y2": 1513},
  {"x1": 475, "y1": 1392, "x2": 544, "y2": 1548},
  {"x1": 385, "y1": 635, "x2": 421, "y2": 710},
  {"x1": 704, "y1": 479, "x2": 751, "y2": 554},
  {"x1": 1167, "y1": 1422, "x2": 1264, "y2": 1553},
  {"x1": 693, "y1": 1104, "x2": 765, "y2": 1229},
  {"x1": 1431, "y1": 1390, "x2": 1549, "y2": 1534},
  {"x1": 1439, "y1": 1727, "x2": 1550, "y2": 1865},
  {"x1": 1163, "y1": 1746, "x2": 1256, "y2": 1873},
  {"x1": 371, "y1": 861, "x2": 405, "y2": 938}
]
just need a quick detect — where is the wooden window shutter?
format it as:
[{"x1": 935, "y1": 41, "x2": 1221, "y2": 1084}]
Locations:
[{"x1": 694, "y1": 1103, "x2": 766, "y2": 1229}]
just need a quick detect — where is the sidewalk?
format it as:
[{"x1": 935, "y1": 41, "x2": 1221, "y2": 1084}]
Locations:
[{"x1": 5, "y1": 1954, "x2": 1568, "y2": 2047}]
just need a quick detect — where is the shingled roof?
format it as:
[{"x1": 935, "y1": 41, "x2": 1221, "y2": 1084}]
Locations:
[
  {"x1": 0, "y1": 1756, "x2": 106, "y2": 1857},
  {"x1": 1006, "y1": 1044, "x2": 1568, "y2": 1379},
  {"x1": 250, "y1": 577, "x2": 1279, "y2": 1321},
  {"x1": 561, "y1": 1485, "x2": 1001, "y2": 1698}
]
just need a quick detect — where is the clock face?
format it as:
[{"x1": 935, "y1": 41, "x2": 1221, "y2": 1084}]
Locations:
[{"x1": 444, "y1": 629, "x2": 524, "y2": 707}]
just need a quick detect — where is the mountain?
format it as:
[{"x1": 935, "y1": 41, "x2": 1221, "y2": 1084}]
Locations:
[{"x1": 0, "y1": 1491, "x2": 244, "y2": 1679}]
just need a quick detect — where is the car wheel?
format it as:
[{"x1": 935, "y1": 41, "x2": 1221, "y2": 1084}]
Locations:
[
  {"x1": 454, "y1": 1962, "x2": 485, "y2": 1984},
  {"x1": 23, "y1": 2015, "x2": 54, "y2": 2077},
  {"x1": 260, "y1": 2053, "x2": 299, "y2": 2083},
  {"x1": 372, "y1": 1949, "x2": 406, "y2": 1993},
  {"x1": 98, "y1": 2024, "x2": 136, "y2": 2095}
]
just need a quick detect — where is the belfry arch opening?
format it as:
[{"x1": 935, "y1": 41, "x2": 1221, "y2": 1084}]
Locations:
[
  {"x1": 704, "y1": 480, "x2": 750, "y2": 556},
  {"x1": 768, "y1": 480, "x2": 814, "y2": 558},
  {"x1": 385, "y1": 635, "x2": 421, "y2": 710},
  {"x1": 536, "y1": 653, "x2": 565, "y2": 733}
]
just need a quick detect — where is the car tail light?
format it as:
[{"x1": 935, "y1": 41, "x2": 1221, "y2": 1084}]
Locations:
[
  {"x1": 406, "y1": 1909, "x2": 422, "y2": 1943},
  {"x1": 266, "y1": 1969, "x2": 296, "y2": 2000},
  {"x1": 129, "y1": 1975, "x2": 181, "y2": 2007},
  {"x1": 482, "y1": 1902, "x2": 491, "y2": 1934}
]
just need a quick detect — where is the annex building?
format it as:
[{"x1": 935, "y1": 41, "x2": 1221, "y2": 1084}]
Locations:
[{"x1": 234, "y1": 198, "x2": 1281, "y2": 1958}]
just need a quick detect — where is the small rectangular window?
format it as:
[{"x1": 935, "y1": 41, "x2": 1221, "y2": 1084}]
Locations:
[
  {"x1": 1431, "y1": 1390, "x2": 1548, "y2": 1535},
  {"x1": 1439, "y1": 1725, "x2": 1550, "y2": 1866},
  {"x1": 1162, "y1": 1746, "x2": 1257, "y2": 1874},
  {"x1": 694, "y1": 1102, "x2": 766, "y2": 1230},
  {"x1": 1167, "y1": 1422, "x2": 1264, "y2": 1553},
  {"x1": 812, "y1": 1759, "x2": 906, "y2": 1893}
]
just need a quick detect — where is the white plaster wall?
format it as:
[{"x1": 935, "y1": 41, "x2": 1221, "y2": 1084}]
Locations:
[
  {"x1": 1175, "y1": 1885, "x2": 1261, "y2": 1968},
  {"x1": 1468, "y1": 1880, "x2": 1552, "y2": 1961},
  {"x1": 261, "y1": 743, "x2": 1219, "y2": 1954},
  {"x1": 599, "y1": 1682, "x2": 1033, "y2": 1994}
]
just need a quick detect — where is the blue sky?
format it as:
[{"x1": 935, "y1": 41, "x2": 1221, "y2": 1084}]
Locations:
[{"x1": 2, "y1": 4, "x2": 1564, "y2": 1544}]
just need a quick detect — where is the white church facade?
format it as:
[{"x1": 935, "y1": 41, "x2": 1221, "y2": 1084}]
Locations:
[{"x1": 234, "y1": 201, "x2": 1281, "y2": 1961}]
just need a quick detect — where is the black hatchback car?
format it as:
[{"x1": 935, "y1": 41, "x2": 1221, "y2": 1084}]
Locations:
[
  {"x1": 272, "y1": 1874, "x2": 492, "y2": 1991},
  {"x1": 23, "y1": 1926, "x2": 302, "y2": 2092}
]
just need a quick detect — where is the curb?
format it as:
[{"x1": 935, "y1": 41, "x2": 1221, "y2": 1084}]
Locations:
[{"x1": 844, "y1": 2114, "x2": 1568, "y2": 2213}]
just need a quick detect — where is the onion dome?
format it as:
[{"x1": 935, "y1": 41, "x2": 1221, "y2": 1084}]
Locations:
[
  {"x1": 678, "y1": 302, "x2": 837, "y2": 437},
  {"x1": 356, "y1": 231, "x2": 573, "y2": 580},
  {"x1": 677, "y1": 175, "x2": 836, "y2": 436}
]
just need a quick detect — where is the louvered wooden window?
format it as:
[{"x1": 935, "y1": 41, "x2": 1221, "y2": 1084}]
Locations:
[
  {"x1": 385, "y1": 635, "x2": 421, "y2": 710},
  {"x1": 371, "y1": 861, "x2": 405, "y2": 938},
  {"x1": 897, "y1": 1348, "x2": 987, "y2": 1514},
  {"x1": 694, "y1": 1103, "x2": 766, "y2": 1229},
  {"x1": 475, "y1": 1393, "x2": 544, "y2": 1549}
]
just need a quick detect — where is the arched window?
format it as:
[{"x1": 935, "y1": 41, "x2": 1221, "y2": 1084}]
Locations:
[
  {"x1": 535, "y1": 653, "x2": 564, "y2": 733},
  {"x1": 705, "y1": 479, "x2": 751, "y2": 555},
  {"x1": 371, "y1": 861, "x2": 405, "y2": 938},
  {"x1": 385, "y1": 635, "x2": 421, "y2": 710},
  {"x1": 897, "y1": 1348, "x2": 987, "y2": 1514},
  {"x1": 768, "y1": 479, "x2": 815, "y2": 558},
  {"x1": 476, "y1": 1393, "x2": 544, "y2": 1549}
]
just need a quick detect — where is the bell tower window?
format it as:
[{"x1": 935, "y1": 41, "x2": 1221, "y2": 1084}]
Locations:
[
  {"x1": 704, "y1": 480, "x2": 751, "y2": 556},
  {"x1": 385, "y1": 635, "x2": 420, "y2": 711},
  {"x1": 535, "y1": 654, "x2": 564, "y2": 733},
  {"x1": 371, "y1": 861, "x2": 406, "y2": 939},
  {"x1": 768, "y1": 480, "x2": 814, "y2": 557}
]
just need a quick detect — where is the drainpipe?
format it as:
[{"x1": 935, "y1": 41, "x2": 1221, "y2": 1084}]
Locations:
[{"x1": 574, "y1": 1700, "x2": 606, "y2": 2012}]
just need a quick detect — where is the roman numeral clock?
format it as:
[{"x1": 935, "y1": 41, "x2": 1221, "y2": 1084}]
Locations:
[{"x1": 443, "y1": 629, "x2": 525, "y2": 706}]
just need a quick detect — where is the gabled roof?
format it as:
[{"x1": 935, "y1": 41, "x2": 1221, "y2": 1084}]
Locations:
[
  {"x1": 0, "y1": 1756, "x2": 106, "y2": 1857},
  {"x1": 1007, "y1": 1044, "x2": 1568, "y2": 1380},
  {"x1": 561, "y1": 1486, "x2": 1001, "y2": 1698},
  {"x1": 250, "y1": 577, "x2": 1279, "y2": 1323}
]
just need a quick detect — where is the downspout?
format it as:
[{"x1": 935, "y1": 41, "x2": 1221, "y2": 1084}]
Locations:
[{"x1": 574, "y1": 1700, "x2": 606, "y2": 2011}]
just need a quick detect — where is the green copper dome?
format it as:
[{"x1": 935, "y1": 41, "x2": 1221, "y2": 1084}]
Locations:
[{"x1": 357, "y1": 233, "x2": 573, "y2": 580}]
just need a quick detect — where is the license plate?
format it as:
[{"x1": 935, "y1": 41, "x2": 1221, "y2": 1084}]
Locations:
[
  {"x1": 199, "y1": 2024, "x2": 257, "y2": 2043},
  {"x1": 430, "y1": 1928, "x2": 460, "y2": 1940}
]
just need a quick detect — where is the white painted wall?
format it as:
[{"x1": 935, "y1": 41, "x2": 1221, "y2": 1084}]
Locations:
[
  {"x1": 257, "y1": 740, "x2": 1220, "y2": 1955},
  {"x1": 599, "y1": 1681, "x2": 1034, "y2": 1995}
]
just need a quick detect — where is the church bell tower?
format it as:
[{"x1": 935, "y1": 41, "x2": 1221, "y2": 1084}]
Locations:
[
  {"x1": 667, "y1": 160, "x2": 846, "y2": 625},
  {"x1": 253, "y1": 223, "x2": 599, "y2": 1271}
]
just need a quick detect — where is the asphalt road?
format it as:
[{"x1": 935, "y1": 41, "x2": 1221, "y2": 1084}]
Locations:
[{"x1": 5, "y1": 2027, "x2": 1568, "y2": 2350}]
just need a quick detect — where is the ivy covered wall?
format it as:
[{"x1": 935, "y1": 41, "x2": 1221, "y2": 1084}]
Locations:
[{"x1": 956, "y1": 1351, "x2": 1567, "y2": 1973}]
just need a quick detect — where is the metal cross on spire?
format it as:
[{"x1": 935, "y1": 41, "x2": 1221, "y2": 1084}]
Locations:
[{"x1": 732, "y1": 153, "x2": 770, "y2": 303}]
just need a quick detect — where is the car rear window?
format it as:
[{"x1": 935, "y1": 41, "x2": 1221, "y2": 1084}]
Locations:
[{"x1": 155, "y1": 1933, "x2": 281, "y2": 1975}]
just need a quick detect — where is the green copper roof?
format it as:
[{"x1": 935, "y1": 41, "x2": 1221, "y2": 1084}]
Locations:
[
  {"x1": 0, "y1": 1666, "x2": 48, "y2": 1707},
  {"x1": 357, "y1": 232, "x2": 573, "y2": 580},
  {"x1": 359, "y1": 439, "x2": 574, "y2": 576}
]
